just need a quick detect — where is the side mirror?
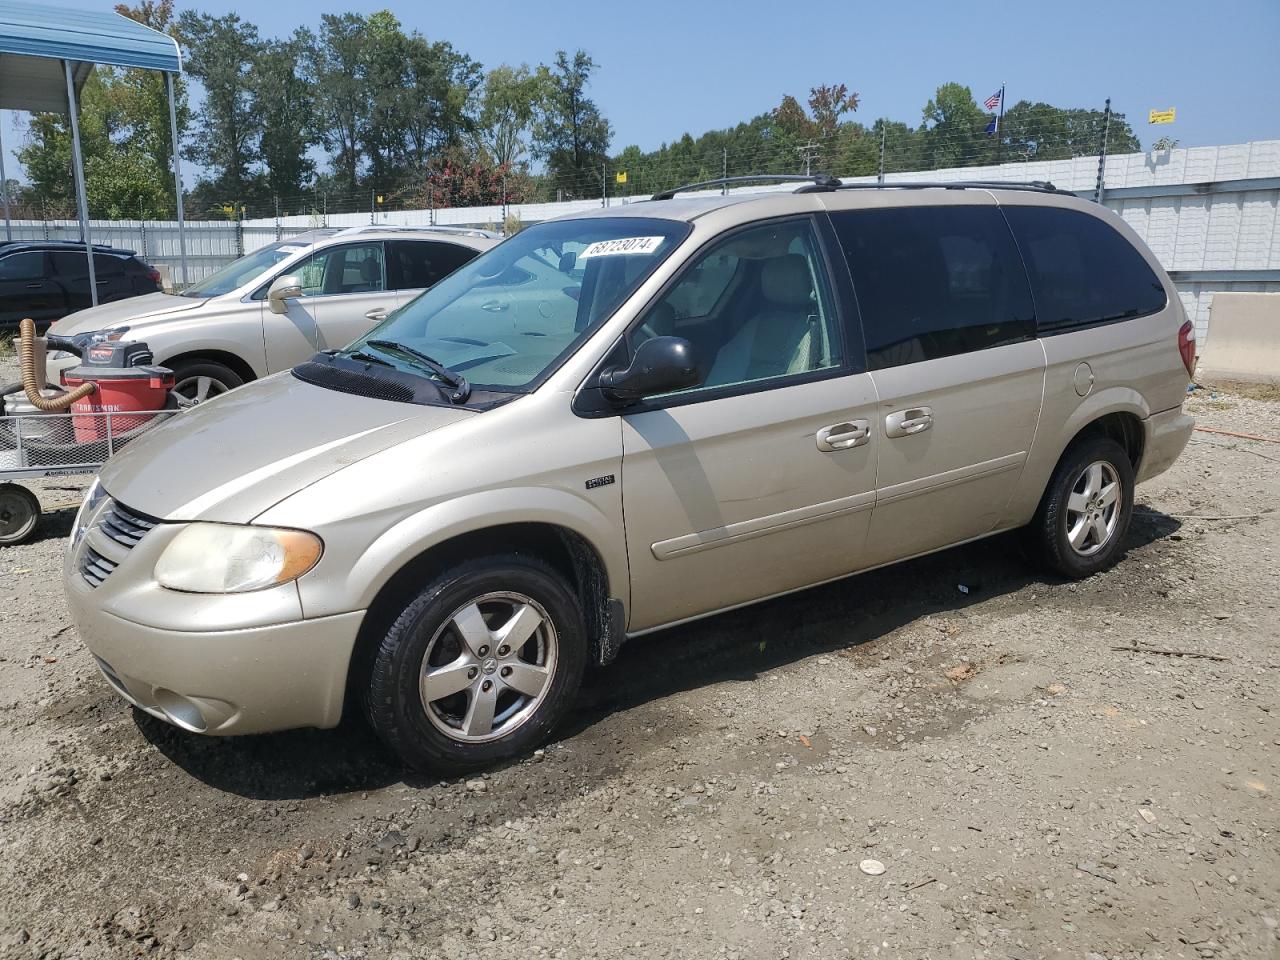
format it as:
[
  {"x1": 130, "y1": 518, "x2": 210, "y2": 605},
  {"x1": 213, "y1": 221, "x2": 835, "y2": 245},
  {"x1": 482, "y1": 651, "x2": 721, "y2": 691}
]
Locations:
[
  {"x1": 599, "y1": 336, "x2": 700, "y2": 404},
  {"x1": 267, "y1": 275, "x2": 303, "y2": 314}
]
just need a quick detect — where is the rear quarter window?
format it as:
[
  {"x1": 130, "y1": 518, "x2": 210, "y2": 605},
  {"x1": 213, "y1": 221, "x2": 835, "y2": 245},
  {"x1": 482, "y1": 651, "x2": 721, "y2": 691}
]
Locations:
[{"x1": 1001, "y1": 205, "x2": 1167, "y2": 333}]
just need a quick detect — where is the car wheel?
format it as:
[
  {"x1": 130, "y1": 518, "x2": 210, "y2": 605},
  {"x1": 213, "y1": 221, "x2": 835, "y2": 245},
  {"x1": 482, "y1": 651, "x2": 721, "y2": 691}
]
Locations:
[
  {"x1": 1029, "y1": 435, "x2": 1135, "y2": 579},
  {"x1": 169, "y1": 360, "x2": 243, "y2": 406},
  {"x1": 0, "y1": 483, "x2": 41, "y2": 546},
  {"x1": 366, "y1": 554, "x2": 587, "y2": 774}
]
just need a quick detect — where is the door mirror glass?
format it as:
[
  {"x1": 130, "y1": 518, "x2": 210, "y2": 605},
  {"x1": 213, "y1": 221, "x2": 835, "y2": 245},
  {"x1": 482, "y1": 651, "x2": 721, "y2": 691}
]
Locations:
[
  {"x1": 599, "y1": 336, "x2": 700, "y2": 403},
  {"x1": 267, "y1": 274, "x2": 303, "y2": 314}
]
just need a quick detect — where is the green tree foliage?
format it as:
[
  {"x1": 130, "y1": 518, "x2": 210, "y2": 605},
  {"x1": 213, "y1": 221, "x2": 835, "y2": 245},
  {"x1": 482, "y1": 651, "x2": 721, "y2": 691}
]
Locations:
[
  {"x1": 250, "y1": 33, "x2": 317, "y2": 200},
  {"x1": 1000, "y1": 100, "x2": 1140, "y2": 161},
  {"x1": 177, "y1": 11, "x2": 262, "y2": 202},
  {"x1": 18, "y1": 72, "x2": 172, "y2": 218},
  {"x1": 475, "y1": 64, "x2": 546, "y2": 170},
  {"x1": 533, "y1": 51, "x2": 611, "y2": 199},
  {"x1": 310, "y1": 12, "x2": 366, "y2": 195}
]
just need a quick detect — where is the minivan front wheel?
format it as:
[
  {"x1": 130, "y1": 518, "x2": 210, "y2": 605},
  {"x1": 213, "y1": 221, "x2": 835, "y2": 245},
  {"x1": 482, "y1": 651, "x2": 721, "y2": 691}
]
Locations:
[
  {"x1": 1030, "y1": 435, "x2": 1134, "y2": 579},
  {"x1": 366, "y1": 555, "x2": 587, "y2": 773}
]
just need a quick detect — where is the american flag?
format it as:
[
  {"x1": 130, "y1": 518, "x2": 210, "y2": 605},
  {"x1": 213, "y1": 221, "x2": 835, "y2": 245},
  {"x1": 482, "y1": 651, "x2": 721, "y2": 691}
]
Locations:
[{"x1": 984, "y1": 89, "x2": 1002, "y2": 111}]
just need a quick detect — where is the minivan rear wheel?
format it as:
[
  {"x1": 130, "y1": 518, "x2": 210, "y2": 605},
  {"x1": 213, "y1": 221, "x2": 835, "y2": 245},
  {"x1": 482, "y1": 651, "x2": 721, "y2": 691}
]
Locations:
[
  {"x1": 365, "y1": 554, "x2": 587, "y2": 774},
  {"x1": 1029, "y1": 435, "x2": 1134, "y2": 579}
]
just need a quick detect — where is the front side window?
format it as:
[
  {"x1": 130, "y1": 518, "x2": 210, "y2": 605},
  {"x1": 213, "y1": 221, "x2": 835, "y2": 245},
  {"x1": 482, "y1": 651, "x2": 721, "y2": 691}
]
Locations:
[
  {"x1": 0, "y1": 252, "x2": 44, "y2": 281},
  {"x1": 831, "y1": 206, "x2": 1035, "y2": 370},
  {"x1": 626, "y1": 218, "x2": 843, "y2": 393},
  {"x1": 1002, "y1": 205, "x2": 1167, "y2": 332},
  {"x1": 343, "y1": 217, "x2": 689, "y2": 391},
  {"x1": 293, "y1": 242, "x2": 385, "y2": 297}
]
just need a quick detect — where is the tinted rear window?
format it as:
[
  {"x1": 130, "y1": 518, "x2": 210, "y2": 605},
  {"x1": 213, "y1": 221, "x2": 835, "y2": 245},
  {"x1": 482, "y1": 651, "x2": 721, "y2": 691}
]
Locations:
[
  {"x1": 830, "y1": 206, "x2": 1035, "y2": 370},
  {"x1": 1001, "y1": 205, "x2": 1166, "y2": 332},
  {"x1": 388, "y1": 240, "x2": 477, "y2": 290}
]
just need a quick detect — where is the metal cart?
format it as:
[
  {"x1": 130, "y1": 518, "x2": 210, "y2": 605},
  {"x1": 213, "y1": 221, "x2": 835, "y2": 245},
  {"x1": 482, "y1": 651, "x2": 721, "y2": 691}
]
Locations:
[{"x1": 0, "y1": 405, "x2": 176, "y2": 545}]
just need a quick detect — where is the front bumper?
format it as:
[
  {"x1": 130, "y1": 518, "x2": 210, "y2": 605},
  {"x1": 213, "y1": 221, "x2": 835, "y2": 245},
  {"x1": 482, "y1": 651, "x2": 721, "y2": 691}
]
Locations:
[
  {"x1": 1137, "y1": 406, "x2": 1195, "y2": 483},
  {"x1": 71, "y1": 606, "x2": 365, "y2": 735},
  {"x1": 64, "y1": 495, "x2": 366, "y2": 735}
]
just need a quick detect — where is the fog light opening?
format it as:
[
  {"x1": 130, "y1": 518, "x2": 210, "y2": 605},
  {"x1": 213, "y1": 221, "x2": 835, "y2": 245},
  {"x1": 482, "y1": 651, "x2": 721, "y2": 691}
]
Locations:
[{"x1": 152, "y1": 688, "x2": 209, "y2": 733}]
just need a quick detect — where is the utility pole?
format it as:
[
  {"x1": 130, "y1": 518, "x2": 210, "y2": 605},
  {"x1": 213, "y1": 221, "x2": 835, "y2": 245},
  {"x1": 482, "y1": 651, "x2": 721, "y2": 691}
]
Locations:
[
  {"x1": 796, "y1": 140, "x2": 820, "y2": 176},
  {"x1": 877, "y1": 124, "x2": 887, "y2": 184},
  {"x1": 1094, "y1": 98, "x2": 1112, "y2": 204}
]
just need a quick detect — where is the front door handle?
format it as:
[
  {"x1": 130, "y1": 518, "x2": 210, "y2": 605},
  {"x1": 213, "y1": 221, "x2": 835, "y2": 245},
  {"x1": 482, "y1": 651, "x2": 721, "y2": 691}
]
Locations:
[
  {"x1": 481, "y1": 300, "x2": 508, "y2": 312},
  {"x1": 885, "y1": 406, "x2": 933, "y2": 438},
  {"x1": 365, "y1": 308, "x2": 388, "y2": 321},
  {"x1": 816, "y1": 419, "x2": 870, "y2": 452}
]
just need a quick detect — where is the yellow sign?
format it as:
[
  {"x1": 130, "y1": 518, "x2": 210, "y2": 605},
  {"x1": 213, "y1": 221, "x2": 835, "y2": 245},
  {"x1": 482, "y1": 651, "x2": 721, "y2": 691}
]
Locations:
[
  {"x1": 1148, "y1": 108, "x2": 1176, "y2": 125},
  {"x1": 375, "y1": 195, "x2": 385, "y2": 204},
  {"x1": 615, "y1": 171, "x2": 628, "y2": 184}
]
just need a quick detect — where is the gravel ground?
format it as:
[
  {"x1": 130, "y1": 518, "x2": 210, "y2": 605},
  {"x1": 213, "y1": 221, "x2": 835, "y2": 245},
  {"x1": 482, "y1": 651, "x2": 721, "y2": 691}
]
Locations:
[{"x1": 0, "y1": 356, "x2": 1277, "y2": 960}]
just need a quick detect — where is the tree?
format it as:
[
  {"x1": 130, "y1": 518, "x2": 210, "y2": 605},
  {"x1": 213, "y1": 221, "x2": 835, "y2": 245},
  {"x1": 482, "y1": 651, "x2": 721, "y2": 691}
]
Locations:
[
  {"x1": 411, "y1": 144, "x2": 531, "y2": 208},
  {"x1": 533, "y1": 50, "x2": 611, "y2": 199},
  {"x1": 475, "y1": 64, "x2": 545, "y2": 170},
  {"x1": 1000, "y1": 100, "x2": 1140, "y2": 162},
  {"x1": 399, "y1": 36, "x2": 482, "y2": 175},
  {"x1": 18, "y1": 71, "x2": 170, "y2": 218},
  {"x1": 311, "y1": 12, "x2": 368, "y2": 195},
  {"x1": 178, "y1": 11, "x2": 262, "y2": 201},
  {"x1": 807, "y1": 83, "x2": 859, "y2": 139},
  {"x1": 113, "y1": 0, "x2": 189, "y2": 184},
  {"x1": 921, "y1": 82, "x2": 990, "y2": 169},
  {"x1": 250, "y1": 33, "x2": 317, "y2": 201}
]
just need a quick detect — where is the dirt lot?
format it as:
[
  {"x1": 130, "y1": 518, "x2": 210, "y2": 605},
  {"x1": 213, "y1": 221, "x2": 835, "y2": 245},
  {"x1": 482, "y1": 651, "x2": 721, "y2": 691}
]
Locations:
[{"x1": 0, "y1": 362, "x2": 1277, "y2": 960}]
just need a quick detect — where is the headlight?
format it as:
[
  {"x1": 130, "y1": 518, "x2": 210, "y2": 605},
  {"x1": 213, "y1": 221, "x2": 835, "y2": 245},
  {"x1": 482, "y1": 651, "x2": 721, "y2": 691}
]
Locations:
[
  {"x1": 154, "y1": 523, "x2": 323, "y2": 593},
  {"x1": 70, "y1": 479, "x2": 106, "y2": 550}
]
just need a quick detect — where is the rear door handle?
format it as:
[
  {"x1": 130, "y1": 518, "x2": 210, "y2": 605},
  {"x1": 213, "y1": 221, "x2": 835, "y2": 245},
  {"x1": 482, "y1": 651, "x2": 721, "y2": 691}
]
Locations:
[
  {"x1": 365, "y1": 308, "x2": 388, "y2": 321},
  {"x1": 816, "y1": 419, "x2": 870, "y2": 452},
  {"x1": 885, "y1": 407, "x2": 933, "y2": 438}
]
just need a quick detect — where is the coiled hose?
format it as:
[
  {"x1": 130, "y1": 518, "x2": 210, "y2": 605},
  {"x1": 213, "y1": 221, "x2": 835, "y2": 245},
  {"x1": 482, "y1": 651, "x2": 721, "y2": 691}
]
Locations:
[{"x1": 19, "y1": 317, "x2": 95, "y2": 412}]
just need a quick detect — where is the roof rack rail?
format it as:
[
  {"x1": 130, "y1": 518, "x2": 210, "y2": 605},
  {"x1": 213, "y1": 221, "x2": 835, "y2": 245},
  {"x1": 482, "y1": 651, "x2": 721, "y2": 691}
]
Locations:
[
  {"x1": 650, "y1": 173, "x2": 842, "y2": 201},
  {"x1": 834, "y1": 180, "x2": 1060, "y2": 193},
  {"x1": 333, "y1": 224, "x2": 501, "y2": 240}
]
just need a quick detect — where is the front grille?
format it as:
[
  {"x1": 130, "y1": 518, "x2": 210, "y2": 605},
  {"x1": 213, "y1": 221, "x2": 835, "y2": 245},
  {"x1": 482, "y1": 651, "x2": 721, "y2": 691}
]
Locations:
[
  {"x1": 80, "y1": 499, "x2": 158, "y2": 588},
  {"x1": 99, "y1": 501, "x2": 158, "y2": 548},
  {"x1": 81, "y1": 547, "x2": 118, "y2": 587}
]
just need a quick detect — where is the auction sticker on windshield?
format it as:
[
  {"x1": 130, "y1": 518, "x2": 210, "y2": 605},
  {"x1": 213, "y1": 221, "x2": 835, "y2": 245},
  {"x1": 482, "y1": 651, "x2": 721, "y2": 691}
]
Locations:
[{"x1": 578, "y1": 236, "x2": 665, "y2": 259}]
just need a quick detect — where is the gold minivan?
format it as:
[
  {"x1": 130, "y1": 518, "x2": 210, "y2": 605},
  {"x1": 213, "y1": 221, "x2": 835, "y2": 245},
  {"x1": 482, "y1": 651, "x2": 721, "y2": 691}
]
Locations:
[{"x1": 64, "y1": 177, "x2": 1195, "y2": 772}]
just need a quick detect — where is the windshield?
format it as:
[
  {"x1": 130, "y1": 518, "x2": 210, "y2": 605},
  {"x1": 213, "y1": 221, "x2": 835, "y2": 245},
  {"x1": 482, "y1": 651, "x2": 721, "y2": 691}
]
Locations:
[
  {"x1": 181, "y1": 241, "x2": 310, "y2": 298},
  {"x1": 342, "y1": 217, "x2": 689, "y2": 392}
]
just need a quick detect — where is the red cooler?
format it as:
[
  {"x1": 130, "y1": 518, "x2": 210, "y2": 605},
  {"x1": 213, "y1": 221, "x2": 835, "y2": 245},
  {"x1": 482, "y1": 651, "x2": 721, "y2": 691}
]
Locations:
[{"x1": 61, "y1": 342, "x2": 175, "y2": 442}]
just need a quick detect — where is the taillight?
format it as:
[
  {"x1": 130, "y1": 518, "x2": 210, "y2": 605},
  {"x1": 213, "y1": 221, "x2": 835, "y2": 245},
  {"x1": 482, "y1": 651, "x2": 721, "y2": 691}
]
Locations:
[
  {"x1": 148, "y1": 268, "x2": 162, "y2": 285},
  {"x1": 1177, "y1": 320, "x2": 1196, "y2": 378}
]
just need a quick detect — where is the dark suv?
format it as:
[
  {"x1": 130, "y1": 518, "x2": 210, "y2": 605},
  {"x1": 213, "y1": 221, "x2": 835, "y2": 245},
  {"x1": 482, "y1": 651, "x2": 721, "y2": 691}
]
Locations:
[{"x1": 0, "y1": 241, "x2": 162, "y2": 329}]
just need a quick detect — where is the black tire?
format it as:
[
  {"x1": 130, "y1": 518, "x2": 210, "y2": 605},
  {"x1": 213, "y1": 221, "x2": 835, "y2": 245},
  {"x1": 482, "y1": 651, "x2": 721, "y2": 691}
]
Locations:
[
  {"x1": 1028, "y1": 435, "x2": 1135, "y2": 579},
  {"x1": 168, "y1": 359, "x2": 243, "y2": 405},
  {"x1": 0, "y1": 483, "x2": 41, "y2": 546},
  {"x1": 366, "y1": 554, "x2": 587, "y2": 774}
]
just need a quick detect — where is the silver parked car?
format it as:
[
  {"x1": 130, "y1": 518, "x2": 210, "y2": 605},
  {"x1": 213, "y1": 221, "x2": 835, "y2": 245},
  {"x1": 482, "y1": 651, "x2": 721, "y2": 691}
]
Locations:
[
  {"x1": 44, "y1": 226, "x2": 498, "y2": 403},
  {"x1": 64, "y1": 177, "x2": 1195, "y2": 773}
]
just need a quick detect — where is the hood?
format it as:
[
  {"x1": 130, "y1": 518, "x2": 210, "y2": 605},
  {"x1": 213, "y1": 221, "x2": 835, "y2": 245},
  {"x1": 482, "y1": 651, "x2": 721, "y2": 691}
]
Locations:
[
  {"x1": 98, "y1": 372, "x2": 476, "y2": 522},
  {"x1": 48, "y1": 292, "x2": 210, "y2": 337}
]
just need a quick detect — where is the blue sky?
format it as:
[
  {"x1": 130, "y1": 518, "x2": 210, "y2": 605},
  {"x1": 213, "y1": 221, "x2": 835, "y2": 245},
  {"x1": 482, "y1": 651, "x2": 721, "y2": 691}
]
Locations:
[{"x1": 4, "y1": 0, "x2": 1278, "y2": 183}]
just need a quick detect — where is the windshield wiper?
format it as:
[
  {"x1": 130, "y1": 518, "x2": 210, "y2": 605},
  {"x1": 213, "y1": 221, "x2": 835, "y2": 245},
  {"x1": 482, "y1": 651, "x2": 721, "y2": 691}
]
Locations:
[
  {"x1": 367, "y1": 340, "x2": 471, "y2": 403},
  {"x1": 348, "y1": 350, "x2": 393, "y2": 368}
]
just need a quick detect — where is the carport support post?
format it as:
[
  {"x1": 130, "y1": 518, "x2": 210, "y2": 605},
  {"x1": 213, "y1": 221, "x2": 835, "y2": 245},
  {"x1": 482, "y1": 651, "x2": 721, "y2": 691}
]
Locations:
[
  {"x1": 166, "y1": 71, "x2": 189, "y2": 288},
  {"x1": 0, "y1": 119, "x2": 12, "y2": 241},
  {"x1": 64, "y1": 59, "x2": 98, "y2": 306}
]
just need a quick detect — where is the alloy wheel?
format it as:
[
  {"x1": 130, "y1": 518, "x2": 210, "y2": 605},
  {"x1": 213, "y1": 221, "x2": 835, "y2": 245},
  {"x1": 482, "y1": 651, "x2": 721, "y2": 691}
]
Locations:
[
  {"x1": 1065, "y1": 460, "x2": 1122, "y2": 556},
  {"x1": 418, "y1": 591, "x2": 558, "y2": 744}
]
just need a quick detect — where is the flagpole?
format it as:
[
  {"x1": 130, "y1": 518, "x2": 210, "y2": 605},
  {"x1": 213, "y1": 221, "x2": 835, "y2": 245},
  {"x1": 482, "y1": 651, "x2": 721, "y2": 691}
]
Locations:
[{"x1": 996, "y1": 82, "x2": 1006, "y2": 166}]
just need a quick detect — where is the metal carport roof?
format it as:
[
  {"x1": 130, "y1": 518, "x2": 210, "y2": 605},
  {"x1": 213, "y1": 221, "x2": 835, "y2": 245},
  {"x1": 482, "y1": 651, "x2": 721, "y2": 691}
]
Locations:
[
  {"x1": 0, "y1": 0, "x2": 187, "y2": 296},
  {"x1": 0, "y1": 0, "x2": 181, "y2": 111}
]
